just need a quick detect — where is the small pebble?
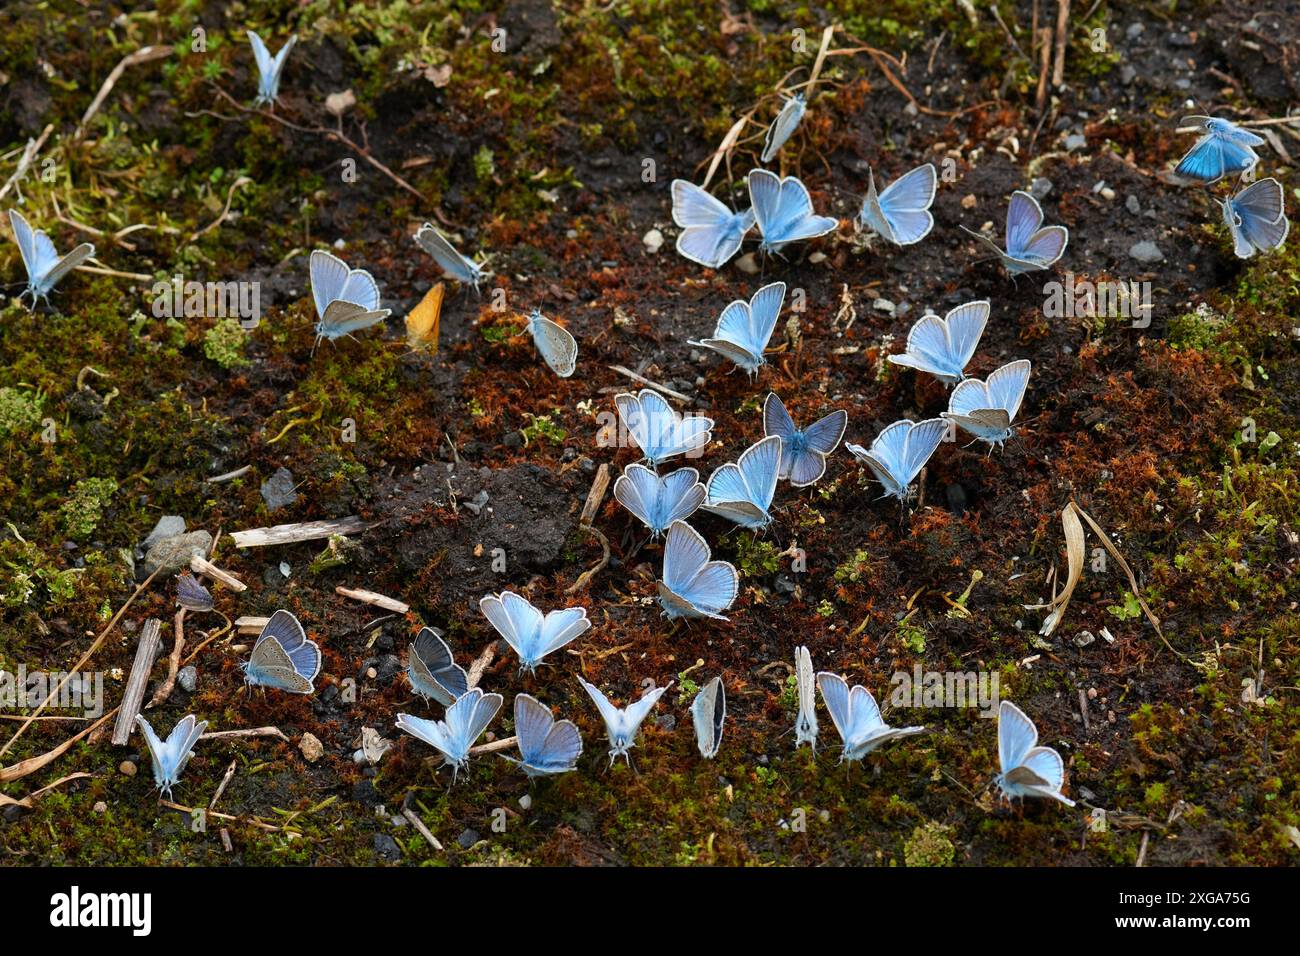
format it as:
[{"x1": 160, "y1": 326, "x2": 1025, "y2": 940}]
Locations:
[
  {"x1": 641, "y1": 228, "x2": 664, "y2": 253},
  {"x1": 119, "y1": 760, "x2": 137, "y2": 777},
  {"x1": 1129, "y1": 240, "x2": 1165, "y2": 263},
  {"x1": 519, "y1": 794, "x2": 532, "y2": 811},
  {"x1": 299, "y1": 732, "x2": 325, "y2": 763},
  {"x1": 177, "y1": 665, "x2": 197, "y2": 693}
]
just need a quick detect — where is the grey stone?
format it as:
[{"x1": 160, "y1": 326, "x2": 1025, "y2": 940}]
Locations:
[
  {"x1": 1125, "y1": 195, "x2": 1142, "y2": 216},
  {"x1": 373, "y1": 833, "x2": 402, "y2": 862},
  {"x1": 260, "y1": 467, "x2": 298, "y2": 511},
  {"x1": 1029, "y1": 177, "x2": 1054, "y2": 199},
  {"x1": 142, "y1": 515, "x2": 185, "y2": 549},
  {"x1": 1129, "y1": 240, "x2": 1165, "y2": 263},
  {"x1": 141, "y1": 531, "x2": 212, "y2": 578},
  {"x1": 457, "y1": 828, "x2": 480, "y2": 849},
  {"x1": 178, "y1": 666, "x2": 198, "y2": 693}
]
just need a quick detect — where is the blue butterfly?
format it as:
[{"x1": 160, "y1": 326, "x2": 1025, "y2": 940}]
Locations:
[
  {"x1": 845, "y1": 418, "x2": 948, "y2": 501},
  {"x1": 135, "y1": 713, "x2": 207, "y2": 799},
  {"x1": 309, "y1": 250, "x2": 390, "y2": 347},
  {"x1": 613, "y1": 463, "x2": 706, "y2": 537},
  {"x1": 858, "y1": 163, "x2": 937, "y2": 246},
  {"x1": 1175, "y1": 116, "x2": 1264, "y2": 185},
  {"x1": 175, "y1": 573, "x2": 214, "y2": 613},
  {"x1": 762, "y1": 392, "x2": 847, "y2": 487},
  {"x1": 670, "y1": 180, "x2": 755, "y2": 269},
  {"x1": 395, "y1": 687, "x2": 503, "y2": 781},
  {"x1": 1220, "y1": 177, "x2": 1289, "y2": 258},
  {"x1": 505, "y1": 693, "x2": 583, "y2": 778},
  {"x1": 414, "y1": 223, "x2": 488, "y2": 290},
  {"x1": 615, "y1": 389, "x2": 714, "y2": 466},
  {"x1": 8, "y1": 209, "x2": 94, "y2": 306},
  {"x1": 479, "y1": 590, "x2": 591, "y2": 673},
  {"x1": 243, "y1": 609, "x2": 321, "y2": 694},
  {"x1": 689, "y1": 281, "x2": 785, "y2": 377},
  {"x1": 942, "y1": 359, "x2": 1031, "y2": 448},
  {"x1": 761, "y1": 92, "x2": 806, "y2": 163},
  {"x1": 703, "y1": 434, "x2": 782, "y2": 528},
  {"x1": 748, "y1": 169, "x2": 839, "y2": 254},
  {"x1": 578, "y1": 677, "x2": 669, "y2": 765},
  {"x1": 407, "y1": 626, "x2": 468, "y2": 707},
  {"x1": 794, "y1": 645, "x2": 818, "y2": 751},
  {"x1": 887, "y1": 300, "x2": 989, "y2": 385},
  {"x1": 816, "y1": 672, "x2": 925, "y2": 763},
  {"x1": 691, "y1": 676, "x2": 726, "y2": 759},
  {"x1": 526, "y1": 309, "x2": 578, "y2": 377},
  {"x1": 995, "y1": 700, "x2": 1076, "y2": 806},
  {"x1": 248, "y1": 31, "x2": 296, "y2": 106},
  {"x1": 961, "y1": 191, "x2": 1068, "y2": 275},
  {"x1": 657, "y1": 520, "x2": 739, "y2": 620}
]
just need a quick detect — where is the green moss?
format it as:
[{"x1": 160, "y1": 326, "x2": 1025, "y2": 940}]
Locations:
[
  {"x1": 58, "y1": 478, "x2": 118, "y2": 540},
  {"x1": 0, "y1": 387, "x2": 43, "y2": 438},
  {"x1": 903, "y1": 821, "x2": 955, "y2": 866},
  {"x1": 203, "y1": 318, "x2": 251, "y2": 369}
]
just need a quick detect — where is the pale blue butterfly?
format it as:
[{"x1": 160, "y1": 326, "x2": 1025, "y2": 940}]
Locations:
[
  {"x1": 8, "y1": 209, "x2": 94, "y2": 306},
  {"x1": 995, "y1": 700, "x2": 1076, "y2": 807},
  {"x1": 794, "y1": 645, "x2": 818, "y2": 751},
  {"x1": 407, "y1": 626, "x2": 468, "y2": 707},
  {"x1": 613, "y1": 463, "x2": 705, "y2": 537},
  {"x1": 614, "y1": 389, "x2": 714, "y2": 466},
  {"x1": 525, "y1": 308, "x2": 578, "y2": 377},
  {"x1": 577, "y1": 676, "x2": 670, "y2": 765},
  {"x1": 845, "y1": 418, "x2": 948, "y2": 501},
  {"x1": 703, "y1": 434, "x2": 782, "y2": 528},
  {"x1": 248, "y1": 31, "x2": 296, "y2": 107},
  {"x1": 762, "y1": 392, "x2": 847, "y2": 487},
  {"x1": 242, "y1": 609, "x2": 321, "y2": 694},
  {"x1": 748, "y1": 169, "x2": 839, "y2": 254},
  {"x1": 135, "y1": 713, "x2": 207, "y2": 799},
  {"x1": 395, "y1": 687, "x2": 503, "y2": 781},
  {"x1": 858, "y1": 163, "x2": 937, "y2": 246},
  {"x1": 1220, "y1": 177, "x2": 1289, "y2": 259},
  {"x1": 689, "y1": 281, "x2": 785, "y2": 377},
  {"x1": 887, "y1": 300, "x2": 989, "y2": 385},
  {"x1": 942, "y1": 359, "x2": 1031, "y2": 448},
  {"x1": 656, "y1": 520, "x2": 739, "y2": 620},
  {"x1": 309, "y1": 249, "x2": 390, "y2": 348},
  {"x1": 816, "y1": 672, "x2": 925, "y2": 763},
  {"x1": 670, "y1": 180, "x2": 755, "y2": 269},
  {"x1": 761, "y1": 92, "x2": 806, "y2": 163},
  {"x1": 479, "y1": 590, "x2": 591, "y2": 673},
  {"x1": 1175, "y1": 116, "x2": 1264, "y2": 185},
  {"x1": 691, "y1": 676, "x2": 725, "y2": 759},
  {"x1": 505, "y1": 693, "x2": 583, "y2": 778},
  {"x1": 961, "y1": 191, "x2": 1068, "y2": 275},
  {"x1": 414, "y1": 223, "x2": 487, "y2": 290}
]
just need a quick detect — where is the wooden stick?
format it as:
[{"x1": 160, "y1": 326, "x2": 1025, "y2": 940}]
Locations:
[
  {"x1": 147, "y1": 610, "x2": 186, "y2": 708},
  {"x1": 336, "y1": 586, "x2": 409, "y2": 614},
  {"x1": 200, "y1": 726, "x2": 291, "y2": 743},
  {"x1": 578, "y1": 464, "x2": 610, "y2": 528},
  {"x1": 161, "y1": 799, "x2": 283, "y2": 832},
  {"x1": 1052, "y1": 0, "x2": 1070, "y2": 86},
  {"x1": 190, "y1": 554, "x2": 247, "y2": 591},
  {"x1": 466, "y1": 643, "x2": 496, "y2": 690},
  {"x1": 607, "y1": 365, "x2": 692, "y2": 403},
  {"x1": 229, "y1": 516, "x2": 369, "y2": 548},
  {"x1": 75, "y1": 45, "x2": 175, "y2": 140},
  {"x1": 1036, "y1": 28, "x2": 1054, "y2": 111},
  {"x1": 210, "y1": 759, "x2": 237, "y2": 811},
  {"x1": 0, "y1": 707, "x2": 117, "y2": 782},
  {"x1": 111, "y1": 619, "x2": 162, "y2": 746},
  {"x1": 402, "y1": 806, "x2": 444, "y2": 851},
  {"x1": 235, "y1": 616, "x2": 269, "y2": 635},
  {"x1": 0, "y1": 123, "x2": 53, "y2": 202}
]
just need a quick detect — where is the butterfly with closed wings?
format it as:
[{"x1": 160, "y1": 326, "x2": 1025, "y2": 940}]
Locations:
[
  {"x1": 8, "y1": 209, "x2": 95, "y2": 307},
  {"x1": 525, "y1": 308, "x2": 578, "y2": 377},
  {"x1": 761, "y1": 92, "x2": 806, "y2": 163},
  {"x1": 413, "y1": 223, "x2": 488, "y2": 290}
]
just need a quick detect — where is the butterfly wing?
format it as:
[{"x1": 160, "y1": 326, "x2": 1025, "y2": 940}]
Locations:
[
  {"x1": 578, "y1": 677, "x2": 625, "y2": 743},
  {"x1": 309, "y1": 249, "x2": 351, "y2": 318},
  {"x1": 875, "y1": 163, "x2": 937, "y2": 245},
  {"x1": 619, "y1": 684, "x2": 668, "y2": 742},
  {"x1": 134, "y1": 715, "x2": 170, "y2": 789},
  {"x1": 1005, "y1": 191, "x2": 1046, "y2": 258},
  {"x1": 409, "y1": 627, "x2": 468, "y2": 705},
  {"x1": 795, "y1": 646, "x2": 818, "y2": 748},
  {"x1": 1022, "y1": 226, "x2": 1069, "y2": 268},
  {"x1": 659, "y1": 520, "x2": 737, "y2": 619},
  {"x1": 815, "y1": 672, "x2": 853, "y2": 745},
  {"x1": 888, "y1": 313, "x2": 959, "y2": 380},
  {"x1": 943, "y1": 300, "x2": 990, "y2": 372},
  {"x1": 247, "y1": 31, "x2": 274, "y2": 99},
  {"x1": 414, "y1": 224, "x2": 483, "y2": 286},
  {"x1": 746, "y1": 281, "x2": 786, "y2": 359},
  {"x1": 998, "y1": 700, "x2": 1039, "y2": 774},
  {"x1": 985, "y1": 359, "x2": 1032, "y2": 424},
  {"x1": 317, "y1": 299, "x2": 390, "y2": 340},
  {"x1": 528, "y1": 311, "x2": 578, "y2": 377},
  {"x1": 736, "y1": 434, "x2": 781, "y2": 511},
  {"x1": 614, "y1": 463, "x2": 661, "y2": 530},
  {"x1": 902, "y1": 418, "x2": 948, "y2": 484},
  {"x1": 691, "y1": 676, "x2": 725, "y2": 758},
  {"x1": 8, "y1": 209, "x2": 41, "y2": 280},
  {"x1": 789, "y1": 410, "x2": 846, "y2": 486},
  {"x1": 761, "y1": 94, "x2": 805, "y2": 163},
  {"x1": 538, "y1": 606, "x2": 591, "y2": 659},
  {"x1": 269, "y1": 35, "x2": 296, "y2": 92},
  {"x1": 763, "y1": 392, "x2": 797, "y2": 444},
  {"x1": 1227, "y1": 179, "x2": 1289, "y2": 257},
  {"x1": 395, "y1": 712, "x2": 456, "y2": 759},
  {"x1": 657, "y1": 467, "x2": 706, "y2": 527}
]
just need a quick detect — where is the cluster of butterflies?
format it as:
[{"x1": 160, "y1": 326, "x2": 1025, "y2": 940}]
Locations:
[
  {"x1": 139, "y1": 597, "x2": 1074, "y2": 807},
  {"x1": 1174, "y1": 115, "x2": 1291, "y2": 258}
]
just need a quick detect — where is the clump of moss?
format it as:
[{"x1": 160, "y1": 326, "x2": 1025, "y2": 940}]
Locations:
[
  {"x1": 203, "y1": 318, "x2": 251, "y2": 369},
  {"x1": 735, "y1": 533, "x2": 780, "y2": 576},
  {"x1": 473, "y1": 146, "x2": 495, "y2": 182},
  {"x1": 521, "y1": 410, "x2": 566, "y2": 446},
  {"x1": 1168, "y1": 304, "x2": 1225, "y2": 351},
  {"x1": 0, "y1": 386, "x2": 42, "y2": 438},
  {"x1": 903, "y1": 821, "x2": 955, "y2": 866},
  {"x1": 59, "y1": 477, "x2": 118, "y2": 540}
]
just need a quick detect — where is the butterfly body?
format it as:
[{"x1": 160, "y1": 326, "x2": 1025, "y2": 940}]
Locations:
[
  {"x1": 689, "y1": 281, "x2": 785, "y2": 377},
  {"x1": 136, "y1": 713, "x2": 208, "y2": 799},
  {"x1": 1219, "y1": 177, "x2": 1289, "y2": 258},
  {"x1": 942, "y1": 359, "x2": 1031, "y2": 448},
  {"x1": 846, "y1": 417, "x2": 948, "y2": 501},
  {"x1": 396, "y1": 687, "x2": 503, "y2": 781},
  {"x1": 578, "y1": 677, "x2": 669, "y2": 765},
  {"x1": 763, "y1": 392, "x2": 847, "y2": 487},
  {"x1": 858, "y1": 163, "x2": 937, "y2": 246},
  {"x1": 243, "y1": 609, "x2": 321, "y2": 694},
  {"x1": 480, "y1": 591, "x2": 591, "y2": 673},
  {"x1": 887, "y1": 300, "x2": 989, "y2": 385},
  {"x1": 8, "y1": 209, "x2": 94, "y2": 306},
  {"x1": 656, "y1": 520, "x2": 739, "y2": 620},
  {"x1": 670, "y1": 179, "x2": 755, "y2": 269},
  {"x1": 994, "y1": 700, "x2": 1076, "y2": 806},
  {"x1": 505, "y1": 693, "x2": 582, "y2": 777},
  {"x1": 613, "y1": 464, "x2": 705, "y2": 537},
  {"x1": 816, "y1": 673, "x2": 924, "y2": 763}
]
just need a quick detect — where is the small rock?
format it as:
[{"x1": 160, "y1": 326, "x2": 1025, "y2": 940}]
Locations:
[
  {"x1": 177, "y1": 665, "x2": 198, "y2": 693},
  {"x1": 734, "y1": 252, "x2": 760, "y2": 274},
  {"x1": 872, "y1": 298, "x2": 896, "y2": 315},
  {"x1": 1125, "y1": 195, "x2": 1142, "y2": 216},
  {"x1": 373, "y1": 832, "x2": 402, "y2": 862},
  {"x1": 457, "y1": 827, "x2": 481, "y2": 849},
  {"x1": 642, "y1": 228, "x2": 664, "y2": 253},
  {"x1": 325, "y1": 88, "x2": 357, "y2": 117},
  {"x1": 961, "y1": 193, "x2": 978, "y2": 210},
  {"x1": 1064, "y1": 133, "x2": 1087, "y2": 152},
  {"x1": 1120, "y1": 65, "x2": 1137, "y2": 86},
  {"x1": 299, "y1": 732, "x2": 325, "y2": 763},
  {"x1": 1125, "y1": 22, "x2": 1144, "y2": 40},
  {"x1": 1029, "y1": 177, "x2": 1054, "y2": 200},
  {"x1": 141, "y1": 531, "x2": 212, "y2": 578},
  {"x1": 141, "y1": 515, "x2": 185, "y2": 550},
  {"x1": 1074, "y1": 630, "x2": 1096, "y2": 648},
  {"x1": 260, "y1": 467, "x2": 298, "y2": 512},
  {"x1": 464, "y1": 489, "x2": 490, "y2": 516},
  {"x1": 519, "y1": 794, "x2": 532, "y2": 811},
  {"x1": 656, "y1": 713, "x2": 676, "y2": 732},
  {"x1": 93, "y1": 801, "x2": 108, "y2": 813},
  {"x1": 119, "y1": 760, "x2": 137, "y2": 777},
  {"x1": 1129, "y1": 240, "x2": 1165, "y2": 263}
]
